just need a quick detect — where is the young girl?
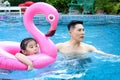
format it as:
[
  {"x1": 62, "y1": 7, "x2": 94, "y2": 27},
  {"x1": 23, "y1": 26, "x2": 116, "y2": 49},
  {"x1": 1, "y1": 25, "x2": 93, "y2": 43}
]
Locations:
[{"x1": 15, "y1": 38, "x2": 39, "y2": 70}]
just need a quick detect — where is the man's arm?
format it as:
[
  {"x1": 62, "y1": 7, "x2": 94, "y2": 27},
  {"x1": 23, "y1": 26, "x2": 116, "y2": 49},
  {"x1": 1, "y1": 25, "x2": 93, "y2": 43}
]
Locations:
[{"x1": 89, "y1": 45, "x2": 120, "y2": 58}]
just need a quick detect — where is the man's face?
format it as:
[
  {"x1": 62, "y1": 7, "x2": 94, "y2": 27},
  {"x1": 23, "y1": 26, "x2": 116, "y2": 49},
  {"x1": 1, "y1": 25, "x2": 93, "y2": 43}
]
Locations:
[{"x1": 70, "y1": 24, "x2": 85, "y2": 42}]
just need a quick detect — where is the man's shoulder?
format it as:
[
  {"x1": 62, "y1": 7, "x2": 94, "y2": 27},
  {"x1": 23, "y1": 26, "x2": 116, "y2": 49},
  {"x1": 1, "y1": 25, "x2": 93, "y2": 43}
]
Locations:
[
  {"x1": 82, "y1": 43, "x2": 93, "y2": 47},
  {"x1": 82, "y1": 42, "x2": 96, "y2": 51},
  {"x1": 82, "y1": 42, "x2": 89, "y2": 46},
  {"x1": 56, "y1": 43, "x2": 63, "y2": 47},
  {"x1": 56, "y1": 41, "x2": 69, "y2": 48},
  {"x1": 56, "y1": 42, "x2": 67, "y2": 46}
]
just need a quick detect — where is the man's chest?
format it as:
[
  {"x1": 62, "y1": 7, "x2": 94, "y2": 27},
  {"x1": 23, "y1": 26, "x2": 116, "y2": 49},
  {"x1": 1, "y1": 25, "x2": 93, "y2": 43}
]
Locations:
[{"x1": 59, "y1": 45, "x2": 89, "y2": 54}]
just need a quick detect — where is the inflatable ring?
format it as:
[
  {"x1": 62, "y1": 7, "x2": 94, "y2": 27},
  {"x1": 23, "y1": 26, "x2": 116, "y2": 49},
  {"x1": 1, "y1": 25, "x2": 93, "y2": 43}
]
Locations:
[{"x1": 0, "y1": 2, "x2": 59, "y2": 70}]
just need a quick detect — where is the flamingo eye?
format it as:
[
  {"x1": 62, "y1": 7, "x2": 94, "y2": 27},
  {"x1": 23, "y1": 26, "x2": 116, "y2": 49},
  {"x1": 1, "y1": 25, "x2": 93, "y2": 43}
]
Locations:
[{"x1": 48, "y1": 14, "x2": 55, "y2": 21}]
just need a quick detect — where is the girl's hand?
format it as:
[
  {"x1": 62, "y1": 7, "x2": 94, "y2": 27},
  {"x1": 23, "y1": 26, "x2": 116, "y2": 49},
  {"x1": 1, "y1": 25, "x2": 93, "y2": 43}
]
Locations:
[{"x1": 27, "y1": 65, "x2": 33, "y2": 70}]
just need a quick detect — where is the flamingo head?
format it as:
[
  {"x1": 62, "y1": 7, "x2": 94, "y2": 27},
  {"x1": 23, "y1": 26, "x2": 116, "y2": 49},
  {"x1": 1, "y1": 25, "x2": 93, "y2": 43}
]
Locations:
[
  {"x1": 24, "y1": 2, "x2": 59, "y2": 37},
  {"x1": 43, "y1": 4, "x2": 59, "y2": 37}
]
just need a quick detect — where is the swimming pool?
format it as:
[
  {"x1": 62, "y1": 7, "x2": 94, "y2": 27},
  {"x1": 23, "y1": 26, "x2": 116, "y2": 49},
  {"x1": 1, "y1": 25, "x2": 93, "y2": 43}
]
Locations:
[{"x1": 0, "y1": 15, "x2": 120, "y2": 80}]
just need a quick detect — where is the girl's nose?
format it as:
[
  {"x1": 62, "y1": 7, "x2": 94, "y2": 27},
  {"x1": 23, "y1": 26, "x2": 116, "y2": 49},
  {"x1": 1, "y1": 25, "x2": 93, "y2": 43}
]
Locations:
[{"x1": 34, "y1": 47, "x2": 37, "y2": 51}]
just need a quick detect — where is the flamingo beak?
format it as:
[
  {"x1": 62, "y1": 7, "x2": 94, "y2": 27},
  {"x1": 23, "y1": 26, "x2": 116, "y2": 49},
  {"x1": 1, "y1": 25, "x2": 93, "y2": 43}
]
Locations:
[{"x1": 45, "y1": 30, "x2": 56, "y2": 37}]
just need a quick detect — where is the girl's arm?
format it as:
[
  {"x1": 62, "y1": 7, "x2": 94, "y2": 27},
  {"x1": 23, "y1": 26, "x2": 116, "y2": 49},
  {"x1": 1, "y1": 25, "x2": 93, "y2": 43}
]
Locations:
[{"x1": 15, "y1": 53, "x2": 33, "y2": 70}]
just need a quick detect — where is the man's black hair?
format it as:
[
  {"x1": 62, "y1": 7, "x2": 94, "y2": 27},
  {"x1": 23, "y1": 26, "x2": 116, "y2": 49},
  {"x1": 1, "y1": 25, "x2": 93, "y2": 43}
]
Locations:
[{"x1": 67, "y1": 20, "x2": 83, "y2": 31}]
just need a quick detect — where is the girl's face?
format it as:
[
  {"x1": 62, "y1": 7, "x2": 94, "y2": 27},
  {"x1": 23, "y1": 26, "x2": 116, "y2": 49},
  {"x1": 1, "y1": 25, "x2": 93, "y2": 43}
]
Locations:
[
  {"x1": 70, "y1": 24, "x2": 85, "y2": 42},
  {"x1": 22, "y1": 40, "x2": 39, "y2": 55}
]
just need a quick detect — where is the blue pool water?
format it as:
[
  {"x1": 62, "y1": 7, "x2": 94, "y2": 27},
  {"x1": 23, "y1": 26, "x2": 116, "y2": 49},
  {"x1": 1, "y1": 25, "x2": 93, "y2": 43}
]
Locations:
[{"x1": 0, "y1": 15, "x2": 120, "y2": 80}]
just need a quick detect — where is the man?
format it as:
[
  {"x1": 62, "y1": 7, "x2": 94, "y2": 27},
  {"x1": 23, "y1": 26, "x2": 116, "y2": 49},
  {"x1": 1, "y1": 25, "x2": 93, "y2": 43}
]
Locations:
[{"x1": 56, "y1": 20, "x2": 120, "y2": 59}]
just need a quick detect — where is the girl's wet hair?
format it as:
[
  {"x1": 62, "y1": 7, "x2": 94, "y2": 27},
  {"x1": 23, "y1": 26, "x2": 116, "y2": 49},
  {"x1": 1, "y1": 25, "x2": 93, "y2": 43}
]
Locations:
[
  {"x1": 20, "y1": 38, "x2": 37, "y2": 50},
  {"x1": 67, "y1": 20, "x2": 83, "y2": 31}
]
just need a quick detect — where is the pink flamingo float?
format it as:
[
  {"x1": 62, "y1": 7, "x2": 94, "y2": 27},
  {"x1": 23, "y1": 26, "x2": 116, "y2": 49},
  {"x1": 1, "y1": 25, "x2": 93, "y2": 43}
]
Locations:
[{"x1": 0, "y1": 2, "x2": 59, "y2": 70}]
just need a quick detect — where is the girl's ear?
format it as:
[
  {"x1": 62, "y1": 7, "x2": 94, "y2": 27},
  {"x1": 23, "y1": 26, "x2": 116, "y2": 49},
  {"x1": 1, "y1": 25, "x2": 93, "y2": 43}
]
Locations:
[
  {"x1": 21, "y1": 50, "x2": 26, "y2": 55},
  {"x1": 37, "y1": 44, "x2": 39, "y2": 47}
]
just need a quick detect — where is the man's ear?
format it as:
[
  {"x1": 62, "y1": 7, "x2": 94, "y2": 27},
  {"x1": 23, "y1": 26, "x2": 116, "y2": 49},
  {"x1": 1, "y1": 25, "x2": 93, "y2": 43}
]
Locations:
[
  {"x1": 69, "y1": 31, "x2": 71, "y2": 33},
  {"x1": 69, "y1": 29, "x2": 72, "y2": 35}
]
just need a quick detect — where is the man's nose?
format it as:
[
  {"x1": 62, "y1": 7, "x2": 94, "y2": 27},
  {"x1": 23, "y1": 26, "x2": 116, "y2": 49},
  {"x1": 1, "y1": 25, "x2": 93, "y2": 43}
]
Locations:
[{"x1": 81, "y1": 30, "x2": 85, "y2": 35}]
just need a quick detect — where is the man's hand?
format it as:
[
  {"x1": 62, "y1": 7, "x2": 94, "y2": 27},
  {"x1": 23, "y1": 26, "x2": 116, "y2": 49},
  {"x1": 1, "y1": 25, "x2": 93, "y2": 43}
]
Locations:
[{"x1": 116, "y1": 56, "x2": 120, "y2": 58}]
